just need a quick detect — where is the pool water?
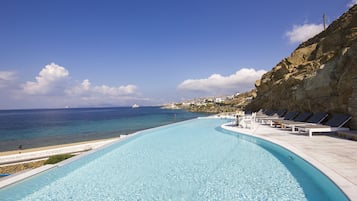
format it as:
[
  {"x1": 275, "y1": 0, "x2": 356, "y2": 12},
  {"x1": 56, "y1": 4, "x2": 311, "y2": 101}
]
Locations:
[{"x1": 0, "y1": 118, "x2": 348, "y2": 200}]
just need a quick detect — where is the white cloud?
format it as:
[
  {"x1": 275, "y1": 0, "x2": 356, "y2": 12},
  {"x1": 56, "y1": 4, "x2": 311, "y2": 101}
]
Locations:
[
  {"x1": 66, "y1": 79, "x2": 137, "y2": 97},
  {"x1": 81, "y1": 79, "x2": 91, "y2": 91},
  {"x1": 0, "y1": 71, "x2": 17, "y2": 88},
  {"x1": 178, "y1": 68, "x2": 266, "y2": 95},
  {"x1": 65, "y1": 79, "x2": 91, "y2": 96},
  {"x1": 17, "y1": 63, "x2": 144, "y2": 108},
  {"x1": 63, "y1": 73, "x2": 141, "y2": 107},
  {"x1": 93, "y1": 85, "x2": 137, "y2": 96},
  {"x1": 0, "y1": 71, "x2": 16, "y2": 81},
  {"x1": 348, "y1": 0, "x2": 357, "y2": 7},
  {"x1": 64, "y1": 80, "x2": 143, "y2": 107},
  {"x1": 286, "y1": 23, "x2": 324, "y2": 43},
  {"x1": 23, "y1": 63, "x2": 69, "y2": 95}
]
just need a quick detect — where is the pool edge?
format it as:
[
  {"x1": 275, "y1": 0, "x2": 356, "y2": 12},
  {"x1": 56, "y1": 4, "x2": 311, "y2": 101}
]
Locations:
[{"x1": 221, "y1": 122, "x2": 357, "y2": 201}]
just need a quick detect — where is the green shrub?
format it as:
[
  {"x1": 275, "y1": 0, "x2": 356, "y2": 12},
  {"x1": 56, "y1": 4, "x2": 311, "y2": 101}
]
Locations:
[{"x1": 44, "y1": 154, "x2": 74, "y2": 164}]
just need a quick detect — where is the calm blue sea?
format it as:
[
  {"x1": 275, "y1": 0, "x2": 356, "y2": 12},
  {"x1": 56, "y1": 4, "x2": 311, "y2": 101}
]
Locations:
[{"x1": 0, "y1": 107, "x2": 208, "y2": 152}]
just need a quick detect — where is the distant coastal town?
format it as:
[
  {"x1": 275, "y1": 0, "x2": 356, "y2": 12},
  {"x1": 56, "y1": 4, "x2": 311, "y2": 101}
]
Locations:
[{"x1": 163, "y1": 90, "x2": 255, "y2": 113}]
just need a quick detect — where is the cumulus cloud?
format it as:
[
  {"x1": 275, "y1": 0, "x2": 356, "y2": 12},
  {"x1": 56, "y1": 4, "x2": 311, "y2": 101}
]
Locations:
[
  {"x1": 286, "y1": 23, "x2": 324, "y2": 43},
  {"x1": 348, "y1": 0, "x2": 357, "y2": 7},
  {"x1": 0, "y1": 71, "x2": 17, "y2": 88},
  {"x1": 64, "y1": 79, "x2": 143, "y2": 107},
  {"x1": 17, "y1": 63, "x2": 144, "y2": 108},
  {"x1": 93, "y1": 85, "x2": 137, "y2": 96},
  {"x1": 23, "y1": 63, "x2": 69, "y2": 95},
  {"x1": 178, "y1": 68, "x2": 266, "y2": 95},
  {"x1": 66, "y1": 79, "x2": 137, "y2": 97}
]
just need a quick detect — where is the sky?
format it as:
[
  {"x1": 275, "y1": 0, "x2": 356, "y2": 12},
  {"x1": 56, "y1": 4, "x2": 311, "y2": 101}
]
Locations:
[{"x1": 0, "y1": 0, "x2": 356, "y2": 109}]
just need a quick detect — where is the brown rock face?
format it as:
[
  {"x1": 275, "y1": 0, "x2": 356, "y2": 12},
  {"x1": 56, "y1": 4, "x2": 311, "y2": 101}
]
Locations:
[{"x1": 247, "y1": 5, "x2": 357, "y2": 129}]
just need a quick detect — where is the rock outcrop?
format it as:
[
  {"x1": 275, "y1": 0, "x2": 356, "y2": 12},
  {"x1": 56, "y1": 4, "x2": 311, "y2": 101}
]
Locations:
[{"x1": 247, "y1": 5, "x2": 357, "y2": 129}]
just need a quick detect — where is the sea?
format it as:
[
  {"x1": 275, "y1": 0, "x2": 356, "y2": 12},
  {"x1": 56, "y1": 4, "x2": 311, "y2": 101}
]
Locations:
[{"x1": 0, "y1": 107, "x2": 208, "y2": 152}]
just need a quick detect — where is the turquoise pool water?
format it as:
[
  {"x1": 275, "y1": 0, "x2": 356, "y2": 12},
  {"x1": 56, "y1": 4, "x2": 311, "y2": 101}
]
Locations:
[{"x1": 0, "y1": 118, "x2": 348, "y2": 200}]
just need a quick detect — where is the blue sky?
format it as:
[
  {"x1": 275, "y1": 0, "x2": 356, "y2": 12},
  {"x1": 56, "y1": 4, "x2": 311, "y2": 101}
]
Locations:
[{"x1": 0, "y1": 0, "x2": 355, "y2": 109}]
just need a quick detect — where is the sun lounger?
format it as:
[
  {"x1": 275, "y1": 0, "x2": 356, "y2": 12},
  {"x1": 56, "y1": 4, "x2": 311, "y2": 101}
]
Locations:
[
  {"x1": 255, "y1": 109, "x2": 265, "y2": 116},
  {"x1": 258, "y1": 109, "x2": 274, "y2": 115},
  {"x1": 273, "y1": 112, "x2": 312, "y2": 128},
  {"x1": 295, "y1": 114, "x2": 352, "y2": 137},
  {"x1": 256, "y1": 110, "x2": 286, "y2": 122},
  {"x1": 255, "y1": 109, "x2": 278, "y2": 119},
  {"x1": 282, "y1": 112, "x2": 328, "y2": 132},
  {"x1": 260, "y1": 111, "x2": 298, "y2": 126}
]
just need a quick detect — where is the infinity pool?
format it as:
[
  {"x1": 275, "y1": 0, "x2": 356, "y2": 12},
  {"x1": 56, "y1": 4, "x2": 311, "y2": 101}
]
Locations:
[{"x1": 0, "y1": 118, "x2": 348, "y2": 200}]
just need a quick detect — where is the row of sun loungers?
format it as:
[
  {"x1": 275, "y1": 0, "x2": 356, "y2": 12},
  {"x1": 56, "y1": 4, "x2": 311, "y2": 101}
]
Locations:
[
  {"x1": 237, "y1": 109, "x2": 352, "y2": 137},
  {"x1": 294, "y1": 114, "x2": 351, "y2": 137},
  {"x1": 277, "y1": 112, "x2": 326, "y2": 131}
]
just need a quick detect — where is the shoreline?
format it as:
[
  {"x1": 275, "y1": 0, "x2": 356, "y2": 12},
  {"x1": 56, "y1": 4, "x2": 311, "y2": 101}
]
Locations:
[
  {"x1": 0, "y1": 137, "x2": 120, "y2": 165},
  {"x1": 0, "y1": 133, "x2": 128, "y2": 153}
]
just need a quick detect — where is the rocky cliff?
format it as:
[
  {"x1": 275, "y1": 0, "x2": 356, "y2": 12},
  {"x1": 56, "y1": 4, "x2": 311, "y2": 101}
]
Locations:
[{"x1": 247, "y1": 5, "x2": 357, "y2": 129}]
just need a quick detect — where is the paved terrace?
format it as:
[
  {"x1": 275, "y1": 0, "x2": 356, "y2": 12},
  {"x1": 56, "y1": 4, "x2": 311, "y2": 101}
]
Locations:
[{"x1": 222, "y1": 122, "x2": 357, "y2": 201}]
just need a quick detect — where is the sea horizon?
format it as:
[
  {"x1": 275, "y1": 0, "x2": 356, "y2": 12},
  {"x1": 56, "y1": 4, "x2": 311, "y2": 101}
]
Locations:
[{"x1": 0, "y1": 105, "x2": 163, "y2": 111}]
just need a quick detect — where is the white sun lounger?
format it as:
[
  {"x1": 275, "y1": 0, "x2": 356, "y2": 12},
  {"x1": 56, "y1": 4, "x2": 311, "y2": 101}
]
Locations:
[
  {"x1": 282, "y1": 112, "x2": 328, "y2": 132},
  {"x1": 295, "y1": 114, "x2": 352, "y2": 137}
]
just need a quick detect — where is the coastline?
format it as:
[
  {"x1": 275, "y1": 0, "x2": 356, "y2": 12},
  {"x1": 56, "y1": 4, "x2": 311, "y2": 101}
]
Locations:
[
  {"x1": 0, "y1": 136, "x2": 123, "y2": 189},
  {"x1": 0, "y1": 137, "x2": 120, "y2": 165},
  {"x1": 0, "y1": 133, "x2": 126, "y2": 153},
  {"x1": 0, "y1": 137, "x2": 122, "y2": 189}
]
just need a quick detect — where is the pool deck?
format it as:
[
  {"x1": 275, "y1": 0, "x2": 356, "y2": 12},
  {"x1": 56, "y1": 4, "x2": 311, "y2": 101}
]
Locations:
[{"x1": 222, "y1": 122, "x2": 357, "y2": 201}]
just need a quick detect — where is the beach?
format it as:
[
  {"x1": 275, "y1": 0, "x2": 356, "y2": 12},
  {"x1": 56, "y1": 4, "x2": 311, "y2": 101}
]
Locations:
[
  {"x1": 0, "y1": 137, "x2": 120, "y2": 157},
  {"x1": 0, "y1": 137, "x2": 120, "y2": 174}
]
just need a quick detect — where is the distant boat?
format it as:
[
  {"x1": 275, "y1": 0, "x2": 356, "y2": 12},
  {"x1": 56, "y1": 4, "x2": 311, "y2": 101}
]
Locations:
[{"x1": 132, "y1": 104, "x2": 139, "y2": 108}]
